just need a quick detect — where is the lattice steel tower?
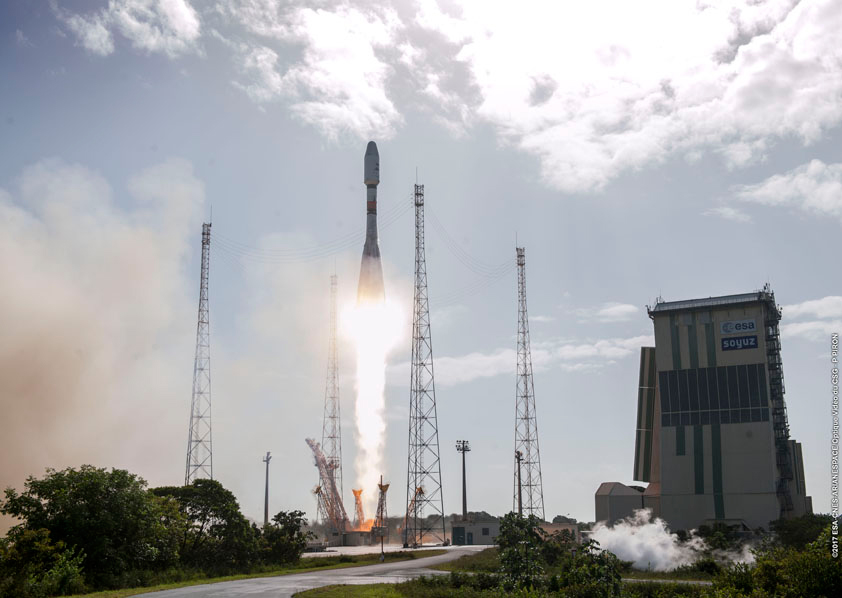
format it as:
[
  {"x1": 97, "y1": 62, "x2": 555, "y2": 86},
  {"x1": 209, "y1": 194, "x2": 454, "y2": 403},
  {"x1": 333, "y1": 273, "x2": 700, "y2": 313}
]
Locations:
[
  {"x1": 185, "y1": 222, "x2": 213, "y2": 485},
  {"x1": 513, "y1": 246, "x2": 544, "y2": 519},
  {"x1": 405, "y1": 183, "x2": 445, "y2": 546},
  {"x1": 321, "y1": 274, "x2": 344, "y2": 502}
]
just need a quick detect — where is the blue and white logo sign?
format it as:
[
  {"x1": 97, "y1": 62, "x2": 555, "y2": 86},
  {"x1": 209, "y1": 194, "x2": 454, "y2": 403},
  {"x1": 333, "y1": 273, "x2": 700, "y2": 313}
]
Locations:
[
  {"x1": 720, "y1": 319, "x2": 757, "y2": 335},
  {"x1": 721, "y1": 335, "x2": 758, "y2": 351}
]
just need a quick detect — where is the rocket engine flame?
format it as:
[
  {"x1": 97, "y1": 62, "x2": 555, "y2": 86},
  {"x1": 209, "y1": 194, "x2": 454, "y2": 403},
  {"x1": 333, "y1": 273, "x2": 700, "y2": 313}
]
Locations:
[{"x1": 342, "y1": 297, "x2": 402, "y2": 515}]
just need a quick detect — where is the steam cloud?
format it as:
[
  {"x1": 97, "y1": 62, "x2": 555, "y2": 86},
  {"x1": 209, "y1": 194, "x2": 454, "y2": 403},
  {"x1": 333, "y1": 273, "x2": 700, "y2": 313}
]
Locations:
[{"x1": 590, "y1": 509, "x2": 754, "y2": 571}]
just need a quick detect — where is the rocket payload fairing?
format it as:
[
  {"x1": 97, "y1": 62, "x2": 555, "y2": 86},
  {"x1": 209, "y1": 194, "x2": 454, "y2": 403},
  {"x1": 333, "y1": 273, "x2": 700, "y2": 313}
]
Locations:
[{"x1": 357, "y1": 141, "x2": 385, "y2": 303}]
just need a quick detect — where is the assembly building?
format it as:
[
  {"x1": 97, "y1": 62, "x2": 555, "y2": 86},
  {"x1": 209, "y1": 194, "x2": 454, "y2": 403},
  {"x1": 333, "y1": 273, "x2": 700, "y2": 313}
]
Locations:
[{"x1": 596, "y1": 286, "x2": 811, "y2": 531}]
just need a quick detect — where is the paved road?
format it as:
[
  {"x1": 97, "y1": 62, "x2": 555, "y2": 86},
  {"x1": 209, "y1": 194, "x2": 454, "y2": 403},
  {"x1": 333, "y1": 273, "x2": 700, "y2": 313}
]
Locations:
[{"x1": 135, "y1": 546, "x2": 484, "y2": 598}]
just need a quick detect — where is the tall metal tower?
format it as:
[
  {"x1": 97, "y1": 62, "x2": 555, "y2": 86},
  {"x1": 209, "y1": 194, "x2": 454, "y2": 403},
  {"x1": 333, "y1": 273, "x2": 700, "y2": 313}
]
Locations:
[
  {"x1": 185, "y1": 222, "x2": 213, "y2": 485},
  {"x1": 321, "y1": 274, "x2": 343, "y2": 500},
  {"x1": 405, "y1": 183, "x2": 445, "y2": 546},
  {"x1": 513, "y1": 246, "x2": 544, "y2": 520}
]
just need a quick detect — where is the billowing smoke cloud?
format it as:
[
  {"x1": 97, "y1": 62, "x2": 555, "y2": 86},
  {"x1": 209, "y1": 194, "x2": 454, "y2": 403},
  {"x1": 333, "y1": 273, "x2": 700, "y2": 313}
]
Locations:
[
  {"x1": 590, "y1": 509, "x2": 754, "y2": 571},
  {"x1": 0, "y1": 157, "x2": 413, "y2": 531},
  {"x1": 0, "y1": 158, "x2": 204, "y2": 530}
]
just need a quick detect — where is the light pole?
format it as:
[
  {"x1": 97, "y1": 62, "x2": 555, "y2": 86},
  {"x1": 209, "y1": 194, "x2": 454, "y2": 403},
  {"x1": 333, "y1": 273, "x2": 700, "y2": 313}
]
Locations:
[
  {"x1": 263, "y1": 451, "x2": 272, "y2": 526},
  {"x1": 515, "y1": 450, "x2": 523, "y2": 517},
  {"x1": 456, "y1": 440, "x2": 471, "y2": 521}
]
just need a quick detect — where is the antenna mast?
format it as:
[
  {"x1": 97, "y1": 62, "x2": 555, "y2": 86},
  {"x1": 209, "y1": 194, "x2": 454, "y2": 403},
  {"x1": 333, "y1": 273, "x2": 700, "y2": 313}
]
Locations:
[
  {"x1": 185, "y1": 222, "x2": 213, "y2": 485},
  {"x1": 513, "y1": 246, "x2": 544, "y2": 519},
  {"x1": 405, "y1": 183, "x2": 445, "y2": 546}
]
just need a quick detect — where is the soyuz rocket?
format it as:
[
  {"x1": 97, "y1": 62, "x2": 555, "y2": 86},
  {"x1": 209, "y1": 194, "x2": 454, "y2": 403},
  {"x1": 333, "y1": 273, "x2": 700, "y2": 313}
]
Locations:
[{"x1": 357, "y1": 141, "x2": 385, "y2": 303}]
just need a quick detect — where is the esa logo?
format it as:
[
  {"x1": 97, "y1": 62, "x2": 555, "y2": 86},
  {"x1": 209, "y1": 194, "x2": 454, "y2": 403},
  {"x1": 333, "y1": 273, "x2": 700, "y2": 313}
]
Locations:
[
  {"x1": 721, "y1": 335, "x2": 758, "y2": 351},
  {"x1": 720, "y1": 319, "x2": 757, "y2": 335}
]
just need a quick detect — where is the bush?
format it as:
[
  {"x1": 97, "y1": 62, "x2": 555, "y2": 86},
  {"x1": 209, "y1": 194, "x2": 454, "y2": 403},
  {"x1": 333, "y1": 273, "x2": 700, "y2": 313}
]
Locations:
[
  {"x1": 262, "y1": 510, "x2": 313, "y2": 565},
  {"x1": 713, "y1": 524, "x2": 842, "y2": 597},
  {"x1": 770, "y1": 513, "x2": 835, "y2": 550},
  {"x1": 151, "y1": 479, "x2": 260, "y2": 573},
  {"x1": 0, "y1": 528, "x2": 86, "y2": 598},
  {"x1": 1, "y1": 466, "x2": 180, "y2": 589},
  {"x1": 496, "y1": 513, "x2": 545, "y2": 589}
]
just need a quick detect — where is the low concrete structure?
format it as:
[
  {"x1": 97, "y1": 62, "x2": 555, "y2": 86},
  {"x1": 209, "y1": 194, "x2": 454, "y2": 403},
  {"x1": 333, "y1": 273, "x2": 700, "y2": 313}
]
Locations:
[
  {"x1": 595, "y1": 482, "x2": 644, "y2": 525},
  {"x1": 342, "y1": 530, "x2": 374, "y2": 546},
  {"x1": 451, "y1": 521, "x2": 500, "y2": 545}
]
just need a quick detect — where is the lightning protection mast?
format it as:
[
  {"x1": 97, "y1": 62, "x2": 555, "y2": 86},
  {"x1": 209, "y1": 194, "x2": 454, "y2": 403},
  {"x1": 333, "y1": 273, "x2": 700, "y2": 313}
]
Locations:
[
  {"x1": 405, "y1": 183, "x2": 445, "y2": 546},
  {"x1": 185, "y1": 222, "x2": 213, "y2": 485},
  {"x1": 321, "y1": 274, "x2": 344, "y2": 502},
  {"x1": 513, "y1": 246, "x2": 544, "y2": 520}
]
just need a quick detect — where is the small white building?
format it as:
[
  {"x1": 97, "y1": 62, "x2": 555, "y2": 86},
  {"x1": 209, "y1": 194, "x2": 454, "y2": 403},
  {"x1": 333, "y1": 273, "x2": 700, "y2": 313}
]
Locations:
[
  {"x1": 594, "y1": 482, "x2": 644, "y2": 525},
  {"x1": 451, "y1": 521, "x2": 500, "y2": 545}
]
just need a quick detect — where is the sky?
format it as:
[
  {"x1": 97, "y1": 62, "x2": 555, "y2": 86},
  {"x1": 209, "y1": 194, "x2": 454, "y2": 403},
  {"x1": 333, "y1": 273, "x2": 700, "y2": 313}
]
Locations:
[{"x1": 1, "y1": 0, "x2": 841, "y2": 528}]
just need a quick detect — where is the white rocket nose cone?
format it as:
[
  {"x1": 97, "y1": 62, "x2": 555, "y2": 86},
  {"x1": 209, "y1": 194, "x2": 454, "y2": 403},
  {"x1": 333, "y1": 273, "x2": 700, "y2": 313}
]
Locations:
[{"x1": 364, "y1": 141, "x2": 379, "y2": 186}]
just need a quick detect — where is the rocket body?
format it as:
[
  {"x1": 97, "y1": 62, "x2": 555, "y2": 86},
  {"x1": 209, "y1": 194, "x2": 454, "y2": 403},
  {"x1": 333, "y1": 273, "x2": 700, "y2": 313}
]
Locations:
[{"x1": 358, "y1": 141, "x2": 385, "y2": 303}]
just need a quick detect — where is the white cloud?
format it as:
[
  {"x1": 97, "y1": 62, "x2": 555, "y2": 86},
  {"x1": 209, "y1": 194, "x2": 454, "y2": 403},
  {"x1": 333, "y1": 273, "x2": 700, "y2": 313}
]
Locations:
[
  {"x1": 415, "y1": 0, "x2": 842, "y2": 192},
  {"x1": 779, "y1": 296, "x2": 842, "y2": 341},
  {"x1": 59, "y1": 11, "x2": 115, "y2": 56},
  {"x1": 234, "y1": 44, "x2": 284, "y2": 103},
  {"x1": 704, "y1": 206, "x2": 752, "y2": 222},
  {"x1": 732, "y1": 159, "x2": 842, "y2": 219},
  {"x1": 231, "y1": 4, "x2": 403, "y2": 140},
  {"x1": 573, "y1": 302, "x2": 640, "y2": 322},
  {"x1": 530, "y1": 315, "x2": 555, "y2": 323},
  {"x1": 15, "y1": 29, "x2": 34, "y2": 48},
  {"x1": 388, "y1": 334, "x2": 653, "y2": 386},
  {"x1": 784, "y1": 296, "x2": 842, "y2": 319},
  {"x1": 54, "y1": 0, "x2": 201, "y2": 58},
  {"x1": 781, "y1": 319, "x2": 842, "y2": 341},
  {"x1": 49, "y1": 1, "x2": 842, "y2": 191}
]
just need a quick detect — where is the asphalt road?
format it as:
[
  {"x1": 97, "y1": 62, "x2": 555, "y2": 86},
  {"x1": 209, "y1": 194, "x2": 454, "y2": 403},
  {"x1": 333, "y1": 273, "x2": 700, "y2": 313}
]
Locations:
[{"x1": 134, "y1": 546, "x2": 485, "y2": 598}]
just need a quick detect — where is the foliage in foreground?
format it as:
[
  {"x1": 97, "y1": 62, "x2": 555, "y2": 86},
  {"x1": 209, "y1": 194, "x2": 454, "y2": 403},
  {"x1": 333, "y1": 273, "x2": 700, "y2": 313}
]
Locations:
[
  {"x1": 496, "y1": 512, "x2": 623, "y2": 596},
  {"x1": 1, "y1": 466, "x2": 313, "y2": 597},
  {"x1": 438, "y1": 514, "x2": 841, "y2": 597},
  {"x1": 713, "y1": 524, "x2": 841, "y2": 597}
]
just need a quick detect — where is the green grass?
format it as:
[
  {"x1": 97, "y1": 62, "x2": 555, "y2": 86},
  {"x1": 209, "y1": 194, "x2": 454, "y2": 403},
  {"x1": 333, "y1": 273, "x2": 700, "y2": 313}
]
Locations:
[
  {"x1": 67, "y1": 550, "x2": 446, "y2": 598},
  {"x1": 295, "y1": 586, "x2": 402, "y2": 598},
  {"x1": 430, "y1": 547, "x2": 499, "y2": 572},
  {"x1": 429, "y1": 546, "x2": 715, "y2": 585},
  {"x1": 621, "y1": 569, "x2": 714, "y2": 582},
  {"x1": 294, "y1": 580, "x2": 713, "y2": 597}
]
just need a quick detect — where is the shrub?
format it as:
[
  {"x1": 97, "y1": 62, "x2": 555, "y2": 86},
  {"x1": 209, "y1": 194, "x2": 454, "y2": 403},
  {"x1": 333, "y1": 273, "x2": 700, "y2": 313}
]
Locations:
[
  {"x1": 262, "y1": 510, "x2": 313, "y2": 565},
  {"x1": 0, "y1": 528, "x2": 86, "y2": 598},
  {"x1": 1, "y1": 466, "x2": 179, "y2": 589}
]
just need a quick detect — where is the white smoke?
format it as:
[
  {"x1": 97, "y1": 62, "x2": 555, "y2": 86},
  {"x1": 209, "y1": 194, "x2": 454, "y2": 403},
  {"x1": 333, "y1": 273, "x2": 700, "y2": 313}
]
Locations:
[
  {"x1": 590, "y1": 509, "x2": 754, "y2": 572},
  {"x1": 0, "y1": 158, "x2": 203, "y2": 533}
]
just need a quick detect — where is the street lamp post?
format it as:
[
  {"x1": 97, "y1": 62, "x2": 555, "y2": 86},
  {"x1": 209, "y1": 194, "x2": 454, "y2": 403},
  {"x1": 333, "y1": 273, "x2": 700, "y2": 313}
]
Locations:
[
  {"x1": 456, "y1": 440, "x2": 471, "y2": 521},
  {"x1": 262, "y1": 452, "x2": 272, "y2": 526},
  {"x1": 515, "y1": 450, "x2": 523, "y2": 517}
]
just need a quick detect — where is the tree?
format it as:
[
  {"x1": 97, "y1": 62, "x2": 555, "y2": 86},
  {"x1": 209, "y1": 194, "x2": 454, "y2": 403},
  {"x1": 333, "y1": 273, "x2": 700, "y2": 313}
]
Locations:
[
  {"x1": 715, "y1": 523, "x2": 842, "y2": 597},
  {"x1": 151, "y1": 479, "x2": 259, "y2": 572},
  {"x1": 1, "y1": 466, "x2": 180, "y2": 588},
  {"x1": 0, "y1": 528, "x2": 86, "y2": 598},
  {"x1": 262, "y1": 510, "x2": 313, "y2": 565},
  {"x1": 496, "y1": 512, "x2": 545, "y2": 589},
  {"x1": 552, "y1": 538, "x2": 622, "y2": 598},
  {"x1": 771, "y1": 513, "x2": 835, "y2": 550}
]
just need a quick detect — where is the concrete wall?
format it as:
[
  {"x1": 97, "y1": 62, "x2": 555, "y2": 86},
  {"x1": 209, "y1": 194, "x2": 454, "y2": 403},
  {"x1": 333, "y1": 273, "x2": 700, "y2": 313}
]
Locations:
[{"x1": 595, "y1": 483, "x2": 644, "y2": 525}]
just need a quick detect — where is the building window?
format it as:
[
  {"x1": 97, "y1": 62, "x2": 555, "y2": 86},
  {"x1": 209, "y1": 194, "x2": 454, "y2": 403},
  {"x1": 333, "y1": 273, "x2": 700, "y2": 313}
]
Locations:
[
  {"x1": 482, "y1": 528, "x2": 489, "y2": 536},
  {"x1": 658, "y1": 364, "x2": 770, "y2": 426}
]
